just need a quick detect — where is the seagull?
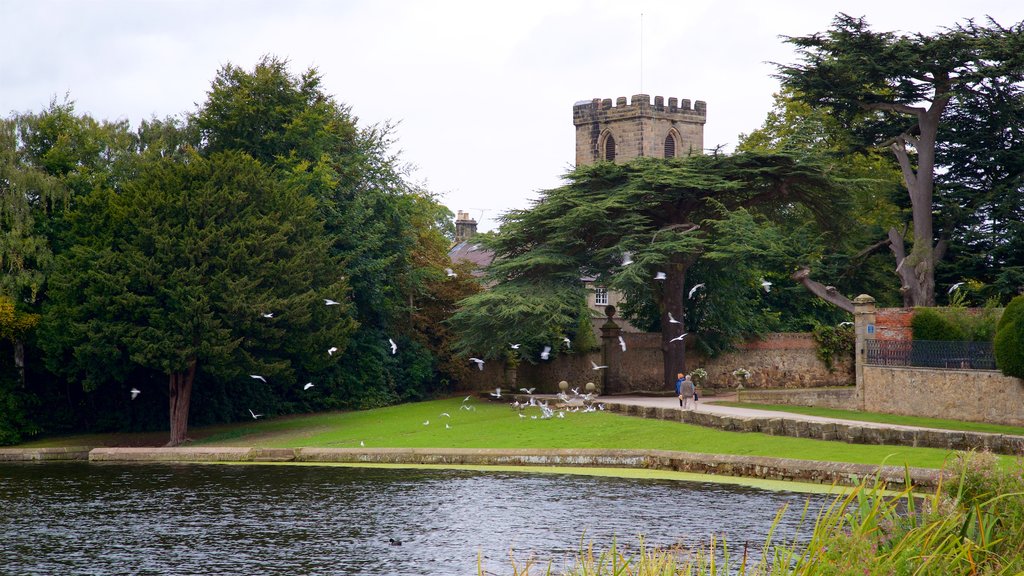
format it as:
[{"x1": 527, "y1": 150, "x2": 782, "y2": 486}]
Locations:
[
  {"x1": 591, "y1": 361, "x2": 608, "y2": 370},
  {"x1": 445, "y1": 268, "x2": 457, "y2": 278},
  {"x1": 688, "y1": 284, "x2": 705, "y2": 299},
  {"x1": 440, "y1": 412, "x2": 451, "y2": 418},
  {"x1": 423, "y1": 420, "x2": 430, "y2": 426},
  {"x1": 327, "y1": 346, "x2": 338, "y2": 356},
  {"x1": 510, "y1": 343, "x2": 521, "y2": 349},
  {"x1": 670, "y1": 332, "x2": 689, "y2": 343},
  {"x1": 621, "y1": 251, "x2": 634, "y2": 266},
  {"x1": 303, "y1": 382, "x2": 314, "y2": 390},
  {"x1": 490, "y1": 388, "x2": 502, "y2": 398},
  {"x1": 760, "y1": 279, "x2": 772, "y2": 293},
  {"x1": 618, "y1": 336, "x2": 626, "y2": 352},
  {"x1": 248, "y1": 409, "x2": 263, "y2": 419},
  {"x1": 668, "y1": 312, "x2": 681, "y2": 324},
  {"x1": 838, "y1": 321, "x2": 853, "y2": 328},
  {"x1": 389, "y1": 338, "x2": 398, "y2": 355},
  {"x1": 359, "y1": 440, "x2": 365, "y2": 447},
  {"x1": 540, "y1": 346, "x2": 551, "y2": 360},
  {"x1": 462, "y1": 395, "x2": 471, "y2": 403},
  {"x1": 518, "y1": 413, "x2": 526, "y2": 419},
  {"x1": 324, "y1": 299, "x2": 340, "y2": 306},
  {"x1": 261, "y1": 312, "x2": 274, "y2": 318},
  {"x1": 250, "y1": 375, "x2": 267, "y2": 383},
  {"x1": 519, "y1": 387, "x2": 536, "y2": 394},
  {"x1": 562, "y1": 337, "x2": 571, "y2": 349},
  {"x1": 469, "y1": 357, "x2": 485, "y2": 370},
  {"x1": 948, "y1": 282, "x2": 966, "y2": 294},
  {"x1": 130, "y1": 388, "x2": 141, "y2": 400},
  {"x1": 654, "y1": 272, "x2": 667, "y2": 280},
  {"x1": 445, "y1": 423, "x2": 451, "y2": 429}
]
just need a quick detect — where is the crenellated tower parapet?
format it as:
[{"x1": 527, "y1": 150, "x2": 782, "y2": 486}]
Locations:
[{"x1": 573, "y1": 94, "x2": 706, "y2": 166}]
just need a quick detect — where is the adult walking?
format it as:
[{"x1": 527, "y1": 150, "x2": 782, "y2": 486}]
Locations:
[{"x1": 675, "y1": 372, "x2": 693, "y2": 410}]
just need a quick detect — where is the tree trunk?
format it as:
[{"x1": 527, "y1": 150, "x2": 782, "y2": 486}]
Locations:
[
  {"x1": 166, "y1": 359, "x2": 197, "y2": 447},
  {"x1": 887, "y1": 99, "x2": 948, "y2": 307},
  {"x1": 661, "y1": 256, "x2": 691, "y2": 390},
  {"x1": 14, "y1": 340, "x2": 25, "y2": 386}
]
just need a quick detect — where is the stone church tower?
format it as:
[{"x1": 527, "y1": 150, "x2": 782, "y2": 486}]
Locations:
[{"x1": 573, "y1": 94, "x2": 706, "y2": 166}]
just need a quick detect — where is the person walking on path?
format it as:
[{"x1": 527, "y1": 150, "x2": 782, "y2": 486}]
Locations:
[{"x1": 675, "y1": 373, "x2": 694, "y2": 410}]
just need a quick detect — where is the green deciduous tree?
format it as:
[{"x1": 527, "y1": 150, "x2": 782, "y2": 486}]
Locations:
[
  {"x1": 777, "y1": 14, "x2": 1024, "y2": 306},
  {"x1": 41, "y1": 150, "x2": 352, "y2": 445},
  {"x1": 453, "y1": 152, "x2": 847, "y2": 389}
]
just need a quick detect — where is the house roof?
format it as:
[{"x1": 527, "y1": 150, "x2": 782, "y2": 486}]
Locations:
[{"x1": 448, "y1": 240, "x2": 494, "y2": 277}]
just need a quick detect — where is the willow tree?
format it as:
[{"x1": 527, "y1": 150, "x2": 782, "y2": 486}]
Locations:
[
  {"x1": 453, "y1": 152, "x2": 846, "y2": 389},
  {"x1": 777, "y1": 14, "x2": 1024, "y2": 306}
]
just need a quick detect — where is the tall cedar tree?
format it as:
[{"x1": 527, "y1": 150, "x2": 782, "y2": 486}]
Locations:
[
  {"x1": 453, "y1": 152, "x2": 846, "y2": 390},
  {"x1": 776, "y1": 14, "x2": 1024, "y2": 306}
]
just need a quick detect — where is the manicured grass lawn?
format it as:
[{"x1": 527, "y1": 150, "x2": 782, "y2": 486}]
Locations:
[
  {"x1": 718, "y1": 401, "x2": 1024, "y2": 436},
  {"x1": 19, "y1": 397, "x2": 959, "y2": 470}
]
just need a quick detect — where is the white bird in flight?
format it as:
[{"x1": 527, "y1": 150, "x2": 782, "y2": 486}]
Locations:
[
  {"x1": 668, "y1": 312, "x2": 681, "y2": 324},
  {"x1": 389, "y1": 338, "x2": 398, "y2": 355},
  {"x1": 520, "y1": 387, "x2": 536, "y2": 394},
  {"x1": 303, "y1": 382, "x2": 315, "y2": 390},
  {"x1": 618, "y1": 336, "x2": 626, "y2": 352},
  {"x1": 469, "y1": 357, "x2": 485, "y2": 370},
  {"x1": 440, "y1": 412, "x2": 451, "y2": 418},
  {"x1": 688, "y1": 284, "x2": 705, "y2": 299},
  {"x1": 490, "y1": 388, "x2": 502, "y2": 398},
  {"x1": 324, "y1": 299, "x2": 340, "y2": 306},
  {"x1": 591, "y1": 361, "x2": 608, "y2": 370},
  {"x1": 621, "y1": 251, "x2": 634, "y2": 266},
  {"x1": 760, "y1": 279, "x2": 772, "y2": 293},
  {"x1": 948, "y1": 282, "x2": 966, "y2": 294},
  {"x1": 654, "y1": 272, "x2": 667, "y2": 281},
  {"x1": 327, "y1": 347, "x2": 338, "y2": 356},
  {"x1": 510, "y1": 343, "x2": 520, "y2": 349},
  {"x1": 445, "y1": 268, "x2": 457, "y2": 278},
  {"x1": 423, "y1": 420, "x2": 430, "y2": 426},
  {"x1": 562, "y1": 337, "x2": 571, "y2": 348},
  {"x1": 670, "y1": 332, "x2": 689, "y2": 342},
  {"x1": 540, "y1": 346, "x2": 551, "y2": 360},
  {"x1": 130, "y1": 388, "x2": 141, "y2": 400},
  {"x1": 250, "y1": 375, "x2": 267, "y2": 383},
  {"x1": 838, "y1": 321, "x2": 853, "y2": 328},
  {"x1": 462, "y1": 395, "x2": 471, "y2": 403},
  {"x1": 248, "y1": 409, "x2": 263, "y2": 419},
  {"x1": 261, "y1": 312, "x2": 274, "y2": 318}
]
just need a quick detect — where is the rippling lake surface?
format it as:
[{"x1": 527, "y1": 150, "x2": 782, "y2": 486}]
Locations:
[{"x1": 0, "y1": 462, "x2": 833, "y2": 575}]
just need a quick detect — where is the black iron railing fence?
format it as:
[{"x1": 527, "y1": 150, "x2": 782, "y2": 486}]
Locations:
[{"x1": 865, "y1": 339, "x2": 996, "y2": 370}]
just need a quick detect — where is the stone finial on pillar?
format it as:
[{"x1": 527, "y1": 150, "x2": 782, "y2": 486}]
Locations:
[
  {"x1": 600, "y1": 305, "x2": 622, "y2": 394},
  {"x1": 852, "y1": 294, "x2": 876, "y2": 411}
]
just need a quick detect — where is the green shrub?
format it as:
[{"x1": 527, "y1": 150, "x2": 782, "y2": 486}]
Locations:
[
  {"x1": 812, "y1": 323, "x2": 855, "y2": 371},
  {"x1": 994, "y1": 296, "x2": 1024, "y2": 378},
  {"x1": 912, "y1": 308, "x2": 967, "y2": 341}
]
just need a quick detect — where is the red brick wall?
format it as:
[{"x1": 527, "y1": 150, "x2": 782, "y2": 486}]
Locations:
[{"x1": 875, "y1": 308, "x2": 914, "y2": 341}]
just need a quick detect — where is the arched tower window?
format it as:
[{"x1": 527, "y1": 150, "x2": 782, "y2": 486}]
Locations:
[
  {"x1": 604, "y1": 134, "x2": 616, "y2": 161},
  {"x1": 664, "y1": 133, "x2": 677, "y2": 158}
]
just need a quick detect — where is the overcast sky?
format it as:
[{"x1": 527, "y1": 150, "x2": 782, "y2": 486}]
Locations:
[{"x1": 2, "y1": 0, "x2": 1020, "y2": 231}]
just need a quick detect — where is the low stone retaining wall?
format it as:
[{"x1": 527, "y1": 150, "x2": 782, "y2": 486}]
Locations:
[
  {"x1": 0, "y1": 447, "x2": 93, "y2": 462},
  {"x1": 863, "y1": 366, "x2": 1024, "y2": 427},
  {"x1": 737, "y1": 387, "x2": 858, "y2": 410},
  {"x1": 605, "y1": 404, "x2": 1024, "y2": 456},
  {"x1": 50, "y1": 446, "x2": 945, "y2": 490}
]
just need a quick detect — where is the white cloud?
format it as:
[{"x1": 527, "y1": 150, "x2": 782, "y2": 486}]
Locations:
[{"x1": 1, "y1": 0, "x2": 1019, "y2": 231}]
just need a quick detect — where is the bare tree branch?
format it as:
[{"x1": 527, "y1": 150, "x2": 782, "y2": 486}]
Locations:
[{"x1": 791, "y1": 267, "x2": 854, "y2": 313}]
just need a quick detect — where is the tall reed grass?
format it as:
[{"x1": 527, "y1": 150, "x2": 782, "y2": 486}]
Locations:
[{"x1": 483, "y1": 451, "x2": 1024, "y2": 576}]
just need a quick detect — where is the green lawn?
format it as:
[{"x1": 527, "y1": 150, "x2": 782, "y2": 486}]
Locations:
[
  {"x1": 18, "y1": 397, "x2": 960, "y2": 470},
  {"x1": 719, "y1": 401, "x2": 1024, "y2": 436}
]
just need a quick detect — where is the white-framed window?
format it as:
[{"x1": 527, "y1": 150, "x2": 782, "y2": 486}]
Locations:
[{"x1": 594, "y1": 287, "x2": 609, "y2": 306}]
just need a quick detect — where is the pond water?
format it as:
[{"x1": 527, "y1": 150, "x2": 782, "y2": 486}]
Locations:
[{"x1": 0, "y1": 462, "x2": 833, "y2": 575}]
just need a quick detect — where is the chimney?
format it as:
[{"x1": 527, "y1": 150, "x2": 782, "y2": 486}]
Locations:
[{"x1": 455, "y1": 210, "x2": 478, "y2": 242}]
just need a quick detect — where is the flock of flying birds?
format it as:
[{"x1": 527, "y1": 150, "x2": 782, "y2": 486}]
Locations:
[
  {"x1": 128, "y1": 298, "x2": 386, "y2": 420},
  {"x1": 127, "y1": 254, "x2": 969, "y2": 421}
]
